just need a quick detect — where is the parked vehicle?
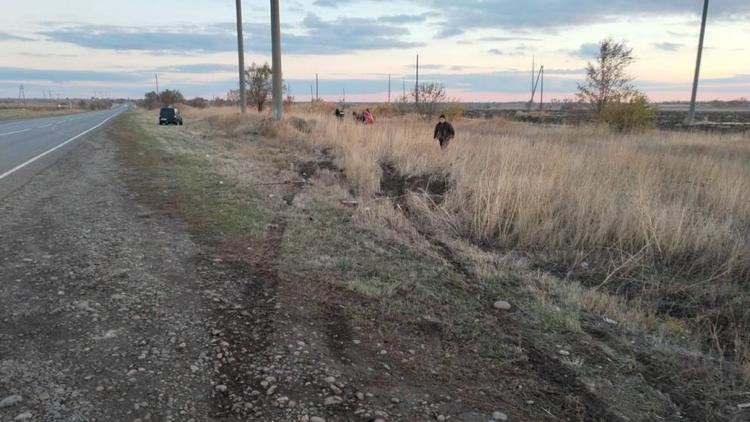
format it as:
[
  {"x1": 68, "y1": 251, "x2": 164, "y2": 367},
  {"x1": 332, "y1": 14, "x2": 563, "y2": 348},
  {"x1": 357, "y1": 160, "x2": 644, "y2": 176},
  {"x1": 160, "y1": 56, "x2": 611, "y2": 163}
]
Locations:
[{"x1": 159, "y1": 107, "x2": 183, "y2": 125}]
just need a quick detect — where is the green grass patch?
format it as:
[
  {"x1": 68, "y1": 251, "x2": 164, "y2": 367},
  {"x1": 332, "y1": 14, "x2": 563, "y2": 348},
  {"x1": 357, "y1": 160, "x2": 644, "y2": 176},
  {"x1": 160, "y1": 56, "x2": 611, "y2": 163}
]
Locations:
[{"x1": 110, "y1": 112, "x2": 271, "y2": 242}]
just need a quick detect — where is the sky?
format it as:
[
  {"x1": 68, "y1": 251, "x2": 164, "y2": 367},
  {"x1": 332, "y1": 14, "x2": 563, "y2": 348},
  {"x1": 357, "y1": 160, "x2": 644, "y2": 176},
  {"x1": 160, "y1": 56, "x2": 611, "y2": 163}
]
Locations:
[{"x1": 0, "y1": 0, "x2": 748, "y2": 102}]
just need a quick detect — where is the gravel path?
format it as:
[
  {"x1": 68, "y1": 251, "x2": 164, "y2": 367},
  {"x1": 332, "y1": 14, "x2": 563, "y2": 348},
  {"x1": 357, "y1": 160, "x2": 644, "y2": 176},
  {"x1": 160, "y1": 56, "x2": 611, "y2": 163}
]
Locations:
[{"x1": 0, "y1": 131, "x2": 246, "y2": 421}]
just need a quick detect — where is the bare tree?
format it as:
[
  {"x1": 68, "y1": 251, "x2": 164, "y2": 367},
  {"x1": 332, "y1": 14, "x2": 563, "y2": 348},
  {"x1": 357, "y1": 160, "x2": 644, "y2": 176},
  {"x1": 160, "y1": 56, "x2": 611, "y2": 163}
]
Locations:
[
  {"x1": 576, "y1": 38, "x2": 635, "y2": 112},
  {"x1": 245, "y1": 62, "x2": 273, "y2": 112},
  {"x1": 414, "y1": 82, "x2": 447, "y2": 119},
  {"x1": 226, "y1": 89, "x2": 240, "y2": 104},
  {"x1": 143, "y1": 91, "x2": 160, "y2": 109},
  {"x1": 159, "y1": 89, "x2": 184, "y2": 106}
]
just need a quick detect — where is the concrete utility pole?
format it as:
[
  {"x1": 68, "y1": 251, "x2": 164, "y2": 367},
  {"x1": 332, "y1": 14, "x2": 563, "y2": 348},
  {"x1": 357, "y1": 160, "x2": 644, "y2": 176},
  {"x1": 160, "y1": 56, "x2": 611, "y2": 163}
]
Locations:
[
  {"x1": 235, "y1": 0, "x2": 247, "y2": 113},
  {"x1": 415, "y1": 54, "x2": 419, "y2": 105},
  {"x1": 388, "y1": 74, "x2": 391, "y2": 103},
  {"x1": 687, "y1": 0, "x2": 709, "y2": 125},
  {"x1": 270, "y1": 0, "x2": 283, "y2": 120},
  {"x1": 539, "y1": 66, "x2": 544, "y2": 112}
]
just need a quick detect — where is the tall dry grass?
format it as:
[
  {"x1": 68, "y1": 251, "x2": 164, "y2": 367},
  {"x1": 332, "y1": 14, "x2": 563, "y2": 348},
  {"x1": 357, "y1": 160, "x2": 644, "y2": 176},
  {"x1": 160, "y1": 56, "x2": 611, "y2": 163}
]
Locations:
[{"x1": 187, "y1": 105, "x2": 750, "y2": 360}]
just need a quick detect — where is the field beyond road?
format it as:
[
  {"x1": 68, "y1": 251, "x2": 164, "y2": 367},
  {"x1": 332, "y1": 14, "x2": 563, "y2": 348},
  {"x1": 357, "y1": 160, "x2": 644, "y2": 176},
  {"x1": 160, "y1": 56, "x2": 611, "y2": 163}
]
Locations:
[{"x1": 98, "y1": 106, "x2": 750, "y2": 421}]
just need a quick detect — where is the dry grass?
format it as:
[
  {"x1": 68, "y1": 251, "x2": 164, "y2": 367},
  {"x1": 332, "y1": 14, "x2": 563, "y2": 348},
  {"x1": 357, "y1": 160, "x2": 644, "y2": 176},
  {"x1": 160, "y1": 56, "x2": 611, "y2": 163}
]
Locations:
[
  {"x1": 184, "y1": 105, "x2": 750, "y2": 362},
  {"x1": 0, "y1": 102, "x2": 86, "y2": 120}
]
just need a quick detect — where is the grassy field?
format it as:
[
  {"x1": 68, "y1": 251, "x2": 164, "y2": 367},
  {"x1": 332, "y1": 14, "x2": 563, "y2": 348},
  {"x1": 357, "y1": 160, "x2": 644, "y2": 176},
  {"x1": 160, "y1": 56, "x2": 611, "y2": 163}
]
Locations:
[
  {"x1": 114, "y1": 106, "x2": 750, "y2": 420},
  {"x1": 0, "y1": 102, "x2": 87, "y2": 120}
]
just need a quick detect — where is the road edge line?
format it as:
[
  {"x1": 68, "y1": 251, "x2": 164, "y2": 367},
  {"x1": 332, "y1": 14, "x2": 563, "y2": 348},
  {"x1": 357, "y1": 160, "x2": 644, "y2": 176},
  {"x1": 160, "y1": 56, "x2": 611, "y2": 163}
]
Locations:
[{"x1": 0, "y1": 109, "x2": 123, "y2": 181}]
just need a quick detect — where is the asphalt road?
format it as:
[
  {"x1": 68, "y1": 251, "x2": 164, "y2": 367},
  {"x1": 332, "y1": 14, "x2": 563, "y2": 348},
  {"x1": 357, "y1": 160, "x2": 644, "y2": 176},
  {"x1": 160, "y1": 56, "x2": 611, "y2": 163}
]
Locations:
[{"x1": 0, "y1": 105, "x2": 127, "y2": 198}]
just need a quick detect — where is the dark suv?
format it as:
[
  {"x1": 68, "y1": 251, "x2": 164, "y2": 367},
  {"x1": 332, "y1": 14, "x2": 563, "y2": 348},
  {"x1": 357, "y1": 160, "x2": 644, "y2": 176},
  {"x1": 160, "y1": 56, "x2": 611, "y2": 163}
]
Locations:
[{"x1": 159, "y1": 107, "x2": 183, "y2": 125}]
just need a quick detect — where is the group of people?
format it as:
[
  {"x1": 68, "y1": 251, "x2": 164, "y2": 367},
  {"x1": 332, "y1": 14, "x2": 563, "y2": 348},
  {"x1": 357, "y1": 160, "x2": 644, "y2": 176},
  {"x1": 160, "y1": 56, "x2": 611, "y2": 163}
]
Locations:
[{"x1": 333, "y1": 108, "x2": 456, "y2": 150}]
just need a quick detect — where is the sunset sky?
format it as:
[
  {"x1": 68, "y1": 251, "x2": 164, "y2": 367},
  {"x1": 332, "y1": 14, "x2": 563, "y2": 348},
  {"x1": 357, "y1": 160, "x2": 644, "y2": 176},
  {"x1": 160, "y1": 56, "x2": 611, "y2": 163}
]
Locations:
[{"x1": 1, "y1": 0, "x2": 748, "y2": 102}]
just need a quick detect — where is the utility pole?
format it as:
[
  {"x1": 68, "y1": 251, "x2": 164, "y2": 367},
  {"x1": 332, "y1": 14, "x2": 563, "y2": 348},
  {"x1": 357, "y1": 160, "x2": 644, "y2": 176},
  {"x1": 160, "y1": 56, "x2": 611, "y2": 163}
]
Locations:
[
  {"x1": 687, "y1": 0, "x2": 709, "y2": 125},
  {"x1": 531, "y1": 56, "x2": 535, "y2": 96},
  {"x1": 415, "y1": 54, "x2": 419, "y2": 105},
  {"x1": 539, "y1": 66, "x2": 544, "y2": 112},
  {"x1": 18, "y1": 84, "x2": 25, "y2": 105},
  {"x1": 235, "y1": 0, "x2": 247, "y2": 114},
  {"x1": 315, "y1": 73, "x2": 319, "y2": 102},
  {"x1": 388, "y1": 74, "x2": 391, "y2": 103},
  {"x1": 310, "y1": 85, "x2": 314, "y2": 103},
  {"x1": 270, "y1": 0, "x2": 283, "y2": 120}
]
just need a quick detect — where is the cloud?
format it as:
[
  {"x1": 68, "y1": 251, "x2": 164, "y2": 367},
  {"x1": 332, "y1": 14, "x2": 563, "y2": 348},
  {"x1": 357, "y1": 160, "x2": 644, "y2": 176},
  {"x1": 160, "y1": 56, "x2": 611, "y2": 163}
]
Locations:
[
  {"x1": 40, "y1": 14, "x2": 422, "y2": 55},
  {"x1": 654, "y1": 42, "x2": 682, "y2": 51},
  {"x1": 378, "y1": 13, "x2": 438, "y2": 24},
  {"x1": 572, "y1": 43, "x2": 600, "y2": 59},
  {"x1": 416, "y1": 0, "x2": 750, "y2": 30},
  {"x1": 313, "y1": 0, "x2": 337, "y2": 7},
  {"x1": 156, "y1": 64, "x2": 237, "y2": 73},
  {"x1": 0, "y1": 32, "x2": 32, "y2": 42},
  {"x1": 0, "y1": 67, "x2": 148, "y2": 83}
]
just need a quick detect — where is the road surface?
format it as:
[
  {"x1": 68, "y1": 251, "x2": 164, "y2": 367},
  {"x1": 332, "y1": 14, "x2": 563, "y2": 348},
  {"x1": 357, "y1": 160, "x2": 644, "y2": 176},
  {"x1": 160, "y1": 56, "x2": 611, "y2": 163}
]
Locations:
[{"x1": 0, "y1": 106, "x2": 127, "y2": 198}]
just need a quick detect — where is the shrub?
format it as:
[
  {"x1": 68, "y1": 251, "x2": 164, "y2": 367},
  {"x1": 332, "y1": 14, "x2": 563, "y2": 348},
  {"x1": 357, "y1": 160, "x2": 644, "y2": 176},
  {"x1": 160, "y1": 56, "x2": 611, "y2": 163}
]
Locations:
[
  {"x1": 600, "y1": 92, "x2": 656, "y2": 133},
  {"x1": 443, "y1": 102, "x2": 465, "y2": 121}
]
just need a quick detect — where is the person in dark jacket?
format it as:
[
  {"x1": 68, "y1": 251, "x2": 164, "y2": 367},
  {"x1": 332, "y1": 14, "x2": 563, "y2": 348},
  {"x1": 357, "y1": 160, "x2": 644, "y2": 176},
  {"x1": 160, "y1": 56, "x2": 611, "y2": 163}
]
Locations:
[{"x1": 433, "y1": 114, "x2": 455, "y2": 150}]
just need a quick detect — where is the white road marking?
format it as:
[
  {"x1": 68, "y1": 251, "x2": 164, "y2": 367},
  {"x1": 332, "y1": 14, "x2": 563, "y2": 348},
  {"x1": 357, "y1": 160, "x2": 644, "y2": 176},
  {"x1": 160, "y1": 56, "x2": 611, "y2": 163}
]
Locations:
[
  {"x1": 0, "y1": 111, "x2": 121, "y2": 180},
  {"x1": 0, "y1": 128, "x2": 32, "y2": 137},
  {"x1": 37, "y1": 124, "x2": 52, "y2": 129}
]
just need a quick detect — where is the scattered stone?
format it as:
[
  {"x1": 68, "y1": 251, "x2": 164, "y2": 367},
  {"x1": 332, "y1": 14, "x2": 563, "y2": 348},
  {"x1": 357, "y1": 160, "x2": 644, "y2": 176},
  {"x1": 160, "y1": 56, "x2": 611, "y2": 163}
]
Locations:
[
  {"x1": 493, "y1": 300, "x2": 512, "y2": 311},
  {"x1": 492, "y1": 410, "x2": 508, "y2": 420},
  {"x1": 558, "y1": 350, "x2": 571, "y2": 357},
  {"x1": 0, "y1": 395, "x2": 23, "y2": 408},
  {"x1": 324, "y1": 396, "x2": 343, "y2": 406},
  {"x1": 437, "y1": 415, "x2": 446, "y2": 422},
  {"x1": 310, "y1": 417, "x2": 326, "y2": 422},
  {"x1": 323, "y1": 376, "x2": 336, "y2": 384},
  {"x1": 215, "y1": 384, "x2": 228, "y2": 393},
  {"x1": 356, "y1": 392, "x2": 365, "y2": 401},
  {"x1": 14, "y1": 412, "x2": 32, "y2": 421},
  {"x1": 738, "y1": 402, "x2": 750, "y2": 409}
]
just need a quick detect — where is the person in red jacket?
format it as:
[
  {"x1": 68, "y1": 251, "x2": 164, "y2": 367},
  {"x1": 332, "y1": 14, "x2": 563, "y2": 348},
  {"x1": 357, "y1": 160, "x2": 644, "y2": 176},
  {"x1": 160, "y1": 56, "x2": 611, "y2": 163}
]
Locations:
[{"x1": 363, "y1": 108, "x2": 376, "y2": 125}]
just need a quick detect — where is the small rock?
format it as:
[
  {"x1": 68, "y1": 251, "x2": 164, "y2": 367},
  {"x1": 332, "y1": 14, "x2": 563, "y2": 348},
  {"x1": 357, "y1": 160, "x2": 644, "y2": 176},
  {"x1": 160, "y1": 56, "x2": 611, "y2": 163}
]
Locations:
[
  {"x1": 0, "y1": 395, "x2": 23, "y2": 408},
  {"x1": 437, "y1": 415, "x2": 446, "y2": 422},
  {"x1": 267, "y1": 385, "x2": 277, "y2": 396},
  {"x1": 493, "y1": 301, "x2": 512, "y2": 311},
  {"x1": 324, "y1": 396, "x2": 343, "y2": 406},
  {"x1": 492, "y1": 410, "x2": 508, "y2": 421},
  {"x1": 558, "y1": 350, "x2": 570, "y2": 356},
  {"x1": 215, "y1": 384, "x2": 228, "y2": 393},
  {"x1": 14, "y1": 412, "x2": 32, "y2": 421},
  {"x1": 310, "y1": 417, "x2": 326, "y2": 422},
  {"x1": 323, "y1": 376, "x2": 336, "y2": 384},
  {"x1": 391, "y1": 397, "x2": 400, "y2": 403},
  {"x1": 738, "y1": 402, "x2": 750, "y2": 409},
  {"x1": 356, "y1": 392, "x2": 365, "y2": 401}
]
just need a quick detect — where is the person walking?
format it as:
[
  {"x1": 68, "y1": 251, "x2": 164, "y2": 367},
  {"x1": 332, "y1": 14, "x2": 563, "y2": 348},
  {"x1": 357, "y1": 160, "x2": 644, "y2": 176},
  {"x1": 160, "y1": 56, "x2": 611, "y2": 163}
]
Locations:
[{"x1": 433, "y1": 114, "x2": 455, "y2": 150}]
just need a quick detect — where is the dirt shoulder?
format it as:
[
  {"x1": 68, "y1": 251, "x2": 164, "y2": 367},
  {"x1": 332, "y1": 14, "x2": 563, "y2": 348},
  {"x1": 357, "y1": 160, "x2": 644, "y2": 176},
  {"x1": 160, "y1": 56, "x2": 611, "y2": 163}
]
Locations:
[
  {"x1": 111, "y1": 110, "x2": 750, "y2": 421},
  {"x1": 2, "y1": 109, "x2": 747, "y2": 422}
]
